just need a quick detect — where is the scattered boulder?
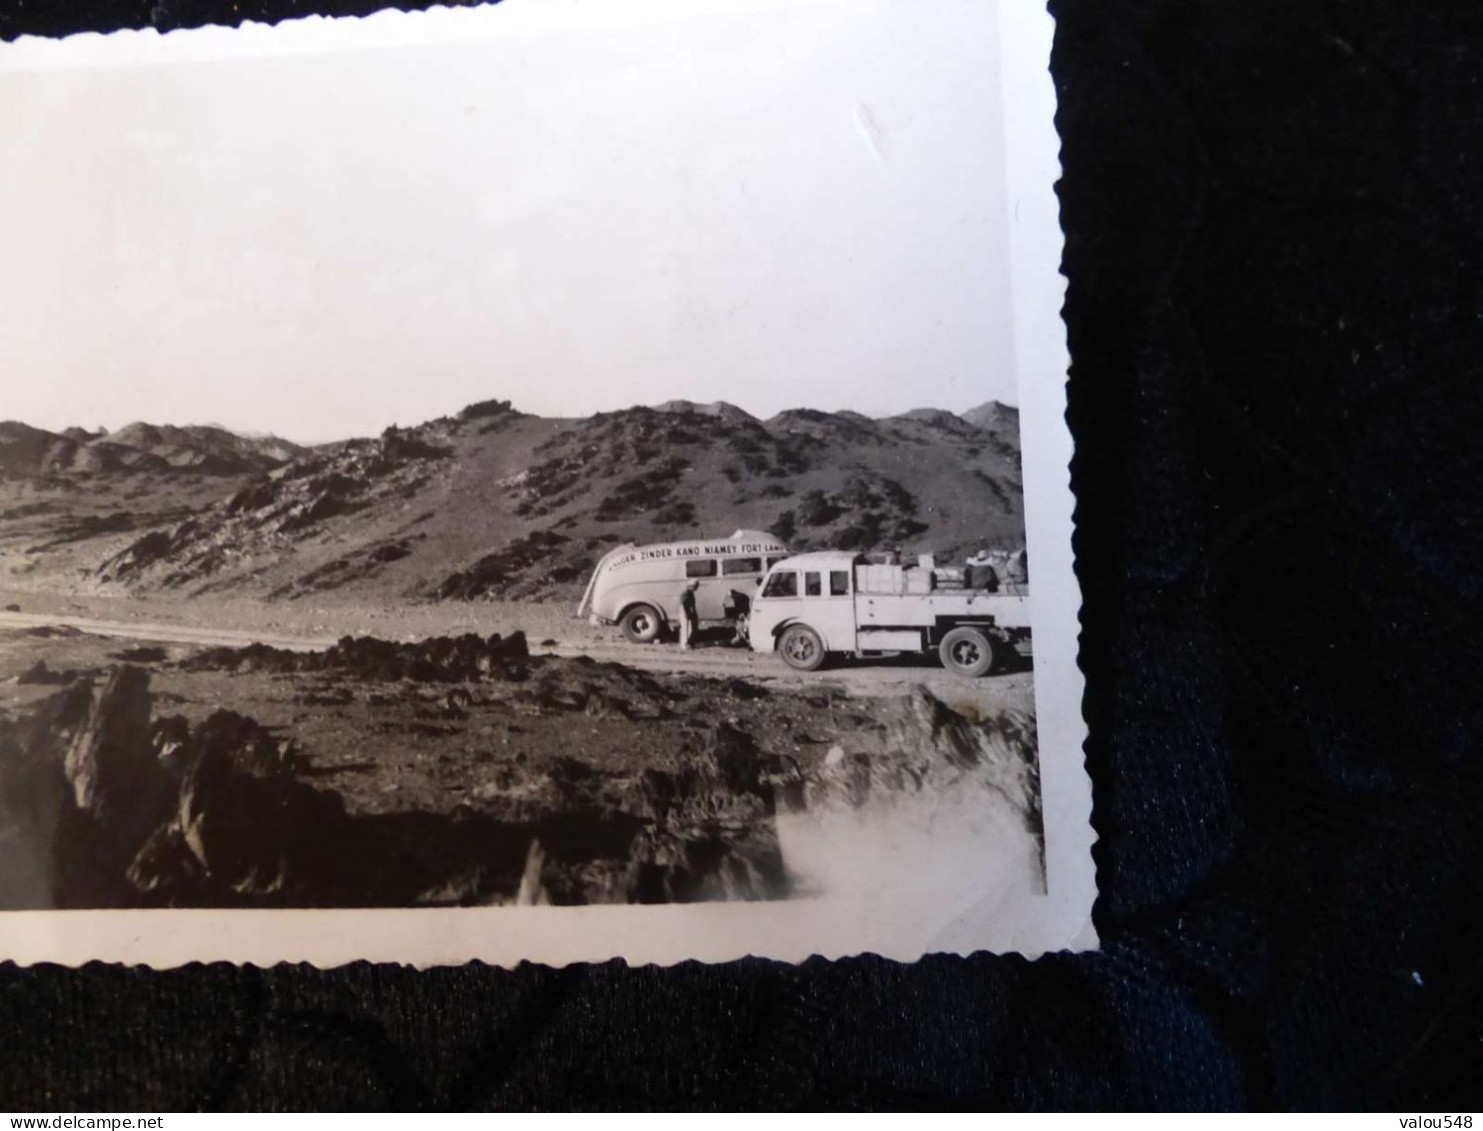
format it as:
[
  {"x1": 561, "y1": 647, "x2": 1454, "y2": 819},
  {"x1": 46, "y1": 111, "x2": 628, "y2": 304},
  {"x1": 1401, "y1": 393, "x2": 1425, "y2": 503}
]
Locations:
[
  {"x1": 432, "y1": 531, "x2": 573, "y2": 601},
  {"x1": 167, "y1": 711, "x2": 324, "y2": 898},
  {"x1": 723, "y1": 678, "x2": 770, "y2": 701},
  {"x1": 108, "y1": 645, "x2": 168, "y2": 663},
  {"x1": 457, "y1": 398, "x2": 517, "y2": 423},
  {"x1": 18, "y1": 660, "x2": 72, "y2": 685},
  {"x1": 181, "y1": 632, "x2": 530, "y2": 683},
  {"x1": 517, "y1": 658, "x2": 677, "y2": 720},
  {"x1": 23, "y1": 625, "x2": 82, "y2": 639}
]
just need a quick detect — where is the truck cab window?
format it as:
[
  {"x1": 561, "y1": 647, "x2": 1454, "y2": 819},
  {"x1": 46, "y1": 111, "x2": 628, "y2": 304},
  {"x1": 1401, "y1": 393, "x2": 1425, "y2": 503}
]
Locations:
[
  {"x1": 829, "y1": 570, "x2": 850, "y2": 596},
  {"x1": 762, "y1": 571, "x2": 798, "y2": 598},
  {"x1": 685, "y1": 559, "x2": 718, "y2": 579},
  {"x1": 804, "y1": 571, "x2": 822, "y2": 596},
  {"x1": 721, "y1": 557, "x2": 762, "y2": 576}
]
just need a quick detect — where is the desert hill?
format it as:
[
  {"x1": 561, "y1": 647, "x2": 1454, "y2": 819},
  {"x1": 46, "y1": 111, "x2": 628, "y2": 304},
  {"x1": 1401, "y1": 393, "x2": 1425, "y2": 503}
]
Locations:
[
  {"x1": 961, "y1": 400, "x2": 1021, "y2": 456},
  {"x1": 2, "y1": 398, "x2": 1023, "y2": 604},
  {"x1": 0, "y1": 419, "x2": 305, "y2": 480},
  {"x1": 962, "y1": 399, "x2": 1018, "y2": 432},
  {"x1": 0, "y1": 420, "x2": 312, "y2": 586},
  {"x1": 104, "y1": 422, "x2": 308, "y2": 472},
  {"x1": 652, "y1": 400, "x2": 756, "y2": 425}
]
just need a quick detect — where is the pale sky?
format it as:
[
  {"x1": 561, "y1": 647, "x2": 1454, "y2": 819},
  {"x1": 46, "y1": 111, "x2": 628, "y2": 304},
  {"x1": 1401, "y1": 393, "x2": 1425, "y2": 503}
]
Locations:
[{"x1": 0, "y1": 0, "x2": 1015, "y2": 443}]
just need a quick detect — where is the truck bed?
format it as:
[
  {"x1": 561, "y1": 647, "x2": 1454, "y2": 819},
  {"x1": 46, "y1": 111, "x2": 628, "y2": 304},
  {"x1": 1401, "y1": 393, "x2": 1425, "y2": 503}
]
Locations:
[{"x1": 856, "y1": 591, "x2": 1032, "y2": 630}]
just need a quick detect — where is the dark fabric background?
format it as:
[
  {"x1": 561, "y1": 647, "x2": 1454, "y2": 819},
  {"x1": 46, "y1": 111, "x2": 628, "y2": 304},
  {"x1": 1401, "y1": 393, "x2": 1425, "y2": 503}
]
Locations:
[{"x1": 2, "y1": 0, "x2": 1479, "y2": 1111}]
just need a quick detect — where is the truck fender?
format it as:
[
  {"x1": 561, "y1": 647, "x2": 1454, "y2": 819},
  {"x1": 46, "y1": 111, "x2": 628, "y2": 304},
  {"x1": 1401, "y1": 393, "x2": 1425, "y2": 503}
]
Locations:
[
  {"x1": 934, "y1": 616, "x2": 1004, "y2": 640},
  {"x1": 772, "y1": 618, "x2": 828, "y2": 650}
]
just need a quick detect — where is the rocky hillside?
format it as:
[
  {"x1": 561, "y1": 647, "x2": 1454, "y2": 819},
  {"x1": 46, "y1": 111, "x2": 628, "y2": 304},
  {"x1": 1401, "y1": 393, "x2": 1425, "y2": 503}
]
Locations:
[
  {"x1": 0, "y1": 420, "x2": 311, "y2": 591},
  {"x1": 1, "y1": 397, "x2": 1023, "y2": 604}
]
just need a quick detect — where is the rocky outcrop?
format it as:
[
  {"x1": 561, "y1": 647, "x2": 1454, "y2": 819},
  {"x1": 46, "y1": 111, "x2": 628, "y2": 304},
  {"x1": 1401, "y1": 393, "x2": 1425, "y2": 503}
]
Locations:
[
  {"x1": 129, "y1": 709, "x2": 329, "y2": 902},
  {"x1": 64, "y1": 667, "x2": 160, "y2": 822},
  {"x1": 53, "y1": 668, "x2": 175, "y2": 906},
  {"x1": 16, "y1": 660, "x2": 83, "y2": 685},
  {"x1": 181, "y1": 632, "x2": 529, "y2": 682},
  {"x1": 0, "y1": 680, "x2": 94, "y2": 907},
  {"x1": 0, "y1": 662, "x2": 787, "y2": 909}
]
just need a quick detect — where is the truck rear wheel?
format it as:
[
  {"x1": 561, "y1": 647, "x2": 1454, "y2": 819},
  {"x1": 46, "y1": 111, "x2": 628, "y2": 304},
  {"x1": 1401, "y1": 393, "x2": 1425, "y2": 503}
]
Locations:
[
  {"x1": 620, "y1": 604, "x2": 663, "y2": 644},
  {"x1": 940, "y1": 626, "x2": 995, "y2": 677},
  {"x1": 778, "y1": 624, "x2": 826, "y2": 671}
]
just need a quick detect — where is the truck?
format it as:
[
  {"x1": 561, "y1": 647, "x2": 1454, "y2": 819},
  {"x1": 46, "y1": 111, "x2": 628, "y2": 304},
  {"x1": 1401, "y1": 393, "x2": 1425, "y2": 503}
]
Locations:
[
  {"x1": 746, "y1": 551, "x2": 1031, "y2": 676},
  {"x1": 576, "y1": 529, "x2": 791, "y2": 644}
]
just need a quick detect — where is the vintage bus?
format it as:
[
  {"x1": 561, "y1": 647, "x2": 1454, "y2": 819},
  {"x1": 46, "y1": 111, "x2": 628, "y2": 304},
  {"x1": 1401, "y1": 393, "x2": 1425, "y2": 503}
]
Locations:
[{"x1": 576, "y1": 530, "x2": 791, "y2": 643}]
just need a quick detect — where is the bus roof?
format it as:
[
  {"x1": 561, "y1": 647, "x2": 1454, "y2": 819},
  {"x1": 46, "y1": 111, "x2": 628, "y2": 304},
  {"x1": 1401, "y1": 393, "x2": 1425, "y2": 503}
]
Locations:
[
  {"x1": 594, "y1": 530, "x2": 787, "y2": 576},
  {"x1": 617, "y1": 529, "x2": 782, "y2": 555},
  {"x1": 576, "y1": 530, "x2": 789, "y2": 616}
]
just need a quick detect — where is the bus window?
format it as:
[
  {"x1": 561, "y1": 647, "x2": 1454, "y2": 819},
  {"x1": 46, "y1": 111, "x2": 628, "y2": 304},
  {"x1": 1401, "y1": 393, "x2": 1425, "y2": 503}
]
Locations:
[
  {"x1": 765, "y1": 555, "x2": 788, "y2": 569},
  {"x1": 762, "y1": 571, "x2": 798, "y2": 598},
  {"x1": 721, "y1": 557, "x2": 762, "y2": 576},
  {"x1": 829, "y1": 570, "x2": 850, "y2": 596},
  {"x1": 685, "y1": 559, "x2": 718, "y2": 578},
  {"x1": 804, "y1": 571, "x2": 822, "y2": 596}
]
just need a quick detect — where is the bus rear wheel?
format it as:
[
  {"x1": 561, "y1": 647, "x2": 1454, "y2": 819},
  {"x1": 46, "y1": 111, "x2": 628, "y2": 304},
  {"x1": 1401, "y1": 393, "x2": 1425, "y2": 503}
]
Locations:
[
  {"x1": 778, "y1": 624, "x2": 826, "y2": 671},
  {"x1": 940, "y1": 626, "x2": 995, "y2": 678},
  {"x1": 620, "y1": 604, "x2": 663, "y2": 644}
]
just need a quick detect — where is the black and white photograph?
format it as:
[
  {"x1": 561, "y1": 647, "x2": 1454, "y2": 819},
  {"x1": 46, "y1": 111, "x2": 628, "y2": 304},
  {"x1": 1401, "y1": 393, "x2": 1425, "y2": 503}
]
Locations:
[
  {"x1": 2, "y1": 0, "x2": 1478, "y2": 1111},
  {"x1": 0, "y1": 0, "x2": 1091, "y2": 966}
]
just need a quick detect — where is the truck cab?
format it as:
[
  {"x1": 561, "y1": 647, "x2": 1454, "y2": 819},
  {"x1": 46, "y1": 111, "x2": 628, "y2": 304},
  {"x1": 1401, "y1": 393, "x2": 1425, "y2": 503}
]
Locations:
[
  {"x1": 748, "y1": 551, "x2": 1031, "y2": 676},
  {"x1": 748, "y1": 552, "x2": 862, "y2": 666}
]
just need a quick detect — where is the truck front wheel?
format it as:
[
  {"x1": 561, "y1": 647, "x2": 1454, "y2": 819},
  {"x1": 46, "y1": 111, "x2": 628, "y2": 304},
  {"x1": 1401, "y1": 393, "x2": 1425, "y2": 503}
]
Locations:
[
  {"x1": 940, "y1": 626, "x2": 995, "y2": 677},
  {"x1": 620, "y1": 604, "x2": 663, "y2": 644},
  {"x1": 778, "y1": 624, "x2": 826, "y2": 671}
]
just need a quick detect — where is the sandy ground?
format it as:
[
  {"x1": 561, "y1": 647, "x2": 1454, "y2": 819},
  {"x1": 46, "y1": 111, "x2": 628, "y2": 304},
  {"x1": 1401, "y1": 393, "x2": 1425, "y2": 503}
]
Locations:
[{"x1": 0, "y1": 586, "x2": 1035, "y2": 714}]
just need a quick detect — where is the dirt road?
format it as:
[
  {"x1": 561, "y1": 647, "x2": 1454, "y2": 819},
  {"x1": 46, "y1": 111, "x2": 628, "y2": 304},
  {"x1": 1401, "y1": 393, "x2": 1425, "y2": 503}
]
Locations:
[{"x1": 0, "y1": 605, "x2": 1032, "y2": 706}]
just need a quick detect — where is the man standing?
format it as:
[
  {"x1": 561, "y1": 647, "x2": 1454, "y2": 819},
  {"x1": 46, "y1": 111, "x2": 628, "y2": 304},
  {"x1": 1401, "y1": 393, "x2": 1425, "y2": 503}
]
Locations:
[{"x1": 680, "y1": 580, "x2": 700, "y2": 649}]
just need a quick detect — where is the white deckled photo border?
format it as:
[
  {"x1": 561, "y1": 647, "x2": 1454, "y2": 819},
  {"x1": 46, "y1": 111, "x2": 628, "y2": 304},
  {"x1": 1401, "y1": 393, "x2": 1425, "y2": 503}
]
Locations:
[{"x1": 0, "y1": 0, "x2": 1094, "y2": 967}]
